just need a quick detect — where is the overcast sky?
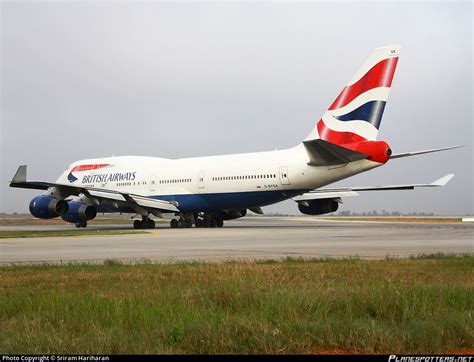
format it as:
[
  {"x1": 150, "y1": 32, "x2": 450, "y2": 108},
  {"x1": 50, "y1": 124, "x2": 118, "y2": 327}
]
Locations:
[{"x1": 1, "y1": 1, "x2": 472, "y2": 215}]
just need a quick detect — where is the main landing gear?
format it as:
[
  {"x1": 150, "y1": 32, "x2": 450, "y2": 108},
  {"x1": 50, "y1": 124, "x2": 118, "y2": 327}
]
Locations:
[
  {"x1": 133, "y1": 217, "x2": 156, "y2": 229},
  {"x1": 170, "y1": 218, "x2": 193, "y2": 228},
  {"x1": 75, "y1": 221, "x2": 87, "y2": 228},
  {"x1": 170, "y1": 213, "x2": 224, "y2": 228}
]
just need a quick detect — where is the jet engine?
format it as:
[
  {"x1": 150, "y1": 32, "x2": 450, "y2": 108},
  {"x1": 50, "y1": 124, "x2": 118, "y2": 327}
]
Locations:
[
  {"x1": 298, "y1": 199, "x2": 339, "y2": 215},
  {"x1": 61, "y1": 201, "x2": 97, "y2": 223},
  {"x1": 29, "y1": 195, "x2": 69, "y2": 219}
]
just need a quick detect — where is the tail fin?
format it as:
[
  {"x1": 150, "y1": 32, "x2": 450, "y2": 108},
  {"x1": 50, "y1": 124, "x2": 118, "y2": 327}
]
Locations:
[{"x1": 306, "y1": 45, "x2": 401, "y2": 144}]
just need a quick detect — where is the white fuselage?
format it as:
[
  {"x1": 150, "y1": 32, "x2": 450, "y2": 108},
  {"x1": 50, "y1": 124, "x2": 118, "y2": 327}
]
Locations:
[{"x1": 57, "y1": 145, "x2": 382, "y2": 213}]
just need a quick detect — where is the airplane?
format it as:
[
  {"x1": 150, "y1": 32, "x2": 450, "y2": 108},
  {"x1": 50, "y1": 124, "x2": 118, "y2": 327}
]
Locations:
[{"x1": 9, "y1": 45, "x2": 460, "y2": 229}]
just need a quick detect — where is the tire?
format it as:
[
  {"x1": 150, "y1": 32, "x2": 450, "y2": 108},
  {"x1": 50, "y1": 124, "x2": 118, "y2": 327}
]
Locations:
[
  {"x1": 216, "y1": 219, "x2": 224, "y2": 228},
  {"x1": 147, "y1": 219, "x2": 155, "y2": 229},
  {"x1": 170, "y1": 219, "x2": 179, "y2": 228},
  {"x1": 75, "y1": 223, "x2": 81, "y2": 228},
  {"x1": 81, "y1": 221, "x2": 87, "y2": 228},
  {"x1": 185, "y1": 220, "x2": 193, "y2": 228},
  {"x1": 133, "y1": 220, "x2": 142, "y2": 229},
  {"x1": 209, "y1": 219, "x2": 217, "y2": 228}
]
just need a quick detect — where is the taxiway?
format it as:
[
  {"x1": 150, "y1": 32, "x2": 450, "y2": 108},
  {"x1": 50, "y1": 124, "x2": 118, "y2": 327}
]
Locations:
[{"x1": 0, "y1": 217, "x2": 472, "y2": 264}]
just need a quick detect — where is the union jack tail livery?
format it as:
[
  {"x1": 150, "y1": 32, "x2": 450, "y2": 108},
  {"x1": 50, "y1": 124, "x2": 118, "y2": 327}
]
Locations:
[{"x1": 307, "y1": 45, "x2": 401, "y2": 145}]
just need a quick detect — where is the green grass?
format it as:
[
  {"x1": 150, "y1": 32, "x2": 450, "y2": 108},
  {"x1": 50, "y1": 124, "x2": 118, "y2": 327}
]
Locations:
[
  {"x1": 1, "y1": 255, "x2": 473, "y2": 354},
  {"x1": 0, "y1": 229, "x2": 147, "y2": 238}
]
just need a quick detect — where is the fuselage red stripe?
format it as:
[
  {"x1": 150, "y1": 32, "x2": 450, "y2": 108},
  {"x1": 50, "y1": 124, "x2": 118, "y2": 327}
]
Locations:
[
  {"x1": 71, "y1": 164, "x2": 109, "y2": 172},
  {"x1": 329, "y1": 57, "x2": 398, "y2": 110}
]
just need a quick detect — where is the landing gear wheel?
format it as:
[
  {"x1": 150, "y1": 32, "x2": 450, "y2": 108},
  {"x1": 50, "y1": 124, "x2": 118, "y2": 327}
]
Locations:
[
  {"x1": 147, "y1": 219, "x2": 155, "y2": 229},
  {"x1": 75, "y1": 221, "x2": 87, "y2": 228},
  {"x1": 133, "y1": 220, "x2": 142, "y2": 229},
  {"x1": 170, "y1": 219, "x2": 179, "y2": 228},
  {"x1": 216, "y1": 219, "x2": 224, "y2": 228},
  {"x1": 209, "y1": 219, "x2": 217, "y2": 228},
  {"x1": 184, "y1": 220, "x2": 193, "y2": 228}
]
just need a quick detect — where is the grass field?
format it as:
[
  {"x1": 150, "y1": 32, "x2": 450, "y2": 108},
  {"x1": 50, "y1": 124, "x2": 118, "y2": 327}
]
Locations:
[
  {"x1": 0, "y1": 229, "x2": 147, "y2": 239},
  {"x1": 1, "y1": 255, "x2": 472, "y2": 354}
]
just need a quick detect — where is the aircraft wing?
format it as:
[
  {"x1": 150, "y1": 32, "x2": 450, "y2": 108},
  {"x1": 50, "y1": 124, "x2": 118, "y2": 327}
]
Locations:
[
  {"x1": 292, "y1": 174, "x2": 455, "y2": 202},
  {"x1": 9, "y1": 165, "x2": 179, "y2": 213}
]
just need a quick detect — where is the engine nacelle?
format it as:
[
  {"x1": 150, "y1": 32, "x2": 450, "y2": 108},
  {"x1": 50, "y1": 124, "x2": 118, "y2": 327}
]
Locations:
[
  {"x1": 220, "y1": 209, "x2": 247, "y2": 220},
  {"x1": 29, "y1": 195, "x2": 69, "y2": 219},
  {"x1": 61, "y1": 201, "x2": 97, "y2": 223},
  {"x1": 298, "y1": 199, "x2": 339, "y2": 215}
]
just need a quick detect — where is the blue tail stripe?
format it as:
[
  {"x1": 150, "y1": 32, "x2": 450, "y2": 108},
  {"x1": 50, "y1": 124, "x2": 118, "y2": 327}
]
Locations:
[{"x1": 334, "y1": 100, "x2": 386, "y2": 129}]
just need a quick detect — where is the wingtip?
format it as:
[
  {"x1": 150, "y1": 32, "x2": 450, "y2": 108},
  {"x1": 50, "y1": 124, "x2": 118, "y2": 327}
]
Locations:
[
  {"x1": 11, "y1": 165, "x2": 27, "y2": 183},
  {"x1": 432, "y1": 174, "x2": 455, "y2": 186}
]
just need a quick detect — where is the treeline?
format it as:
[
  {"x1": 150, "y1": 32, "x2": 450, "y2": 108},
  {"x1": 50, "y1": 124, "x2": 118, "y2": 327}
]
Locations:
[{"x1": 337, "y1": 210, "x2": 435, "y2": 216}]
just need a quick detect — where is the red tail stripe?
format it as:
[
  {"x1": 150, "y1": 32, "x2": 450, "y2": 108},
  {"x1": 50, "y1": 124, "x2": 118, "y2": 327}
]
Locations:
[
  {"x1": 317, "y1": 121, "x2": 390, "y2": 163},
  {"x1": 71, "y1": 164, "x2": 109, "y2": 172},
  {"x1": 329, "y1": 57, "x2": 398, "y2": 111},
  {"x1": 317, "y1": 120, "x2": 367, "y2": 145}
]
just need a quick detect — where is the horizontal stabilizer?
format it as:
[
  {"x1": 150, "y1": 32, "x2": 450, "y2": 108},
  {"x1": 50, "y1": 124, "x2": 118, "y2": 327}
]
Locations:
[
  {"x1": 303, "y1": 139, "x2": 368, "y2": 166},
  {"x1": 391, "y1": 145, "x2": 462, "y2": 159}
]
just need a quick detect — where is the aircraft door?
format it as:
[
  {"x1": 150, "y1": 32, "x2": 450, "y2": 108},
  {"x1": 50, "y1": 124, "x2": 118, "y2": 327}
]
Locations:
[
  {"x1": 279, "y1": 166, "x2": 291, "y2": 185},
  {"x1": 198, "y1": 171, "x2": 205, "y2": 189}
]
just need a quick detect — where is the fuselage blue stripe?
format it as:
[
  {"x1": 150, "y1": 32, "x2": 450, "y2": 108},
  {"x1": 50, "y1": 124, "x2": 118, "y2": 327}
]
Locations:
[{"x1": 96, "y1": 189, "x2": 308, "y2": 214}]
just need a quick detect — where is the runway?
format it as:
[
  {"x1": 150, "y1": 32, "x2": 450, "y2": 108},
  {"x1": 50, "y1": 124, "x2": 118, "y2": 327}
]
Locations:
[{"x1": 0, "y1": 217, "x2": 472, "y2": 264}]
